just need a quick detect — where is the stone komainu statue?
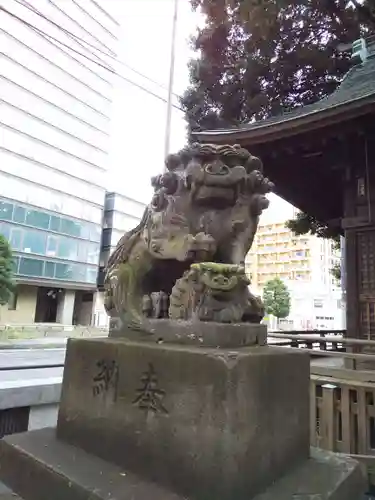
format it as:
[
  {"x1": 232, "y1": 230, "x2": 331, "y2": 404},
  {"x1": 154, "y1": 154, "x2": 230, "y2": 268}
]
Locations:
[{"x1": 104, "y1": 143, "x2": 273, "y2": 330}]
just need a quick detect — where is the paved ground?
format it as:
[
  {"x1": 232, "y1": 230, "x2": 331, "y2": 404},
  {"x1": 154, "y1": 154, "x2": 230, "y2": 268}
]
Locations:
[
  {"x1": 0, "y1": 348, "x2": 65, "y2": 368},
  {"x1": 0, "y1": 338, "x2": 68, "y2": 350},
  {"x1": 0, "y1": 348, "x2": 65, "y2": 382}
]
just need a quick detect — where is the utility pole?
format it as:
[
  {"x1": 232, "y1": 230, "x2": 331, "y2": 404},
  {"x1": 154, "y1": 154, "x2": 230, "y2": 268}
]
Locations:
[{"x1": 163, "y1": 0, "x2": 178, "y2": 166}]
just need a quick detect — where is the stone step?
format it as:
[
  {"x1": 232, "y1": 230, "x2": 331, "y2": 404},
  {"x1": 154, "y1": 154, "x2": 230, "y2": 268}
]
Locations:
[
  {"x1": 0, "y1": 428, "x2": 185, "y2": 500},
  {"x1": 0, "y1": 427, "x2": 367, "y2": 500}
]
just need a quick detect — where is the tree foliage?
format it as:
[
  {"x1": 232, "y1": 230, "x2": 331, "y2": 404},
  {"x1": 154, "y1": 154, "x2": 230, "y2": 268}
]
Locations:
[
  {"x1": 0, "y1": 235, "x2": 15, "y2": 306},
  {"x1": 263, "y1": 277, "x2": 291, "y2": 319},
  {"x1": 285, "y1": 212, "x2": 341, "y2": 241},
  {"x1": 182, "y1": 0, "x2": 375, "y2": 136},
  {"x1": 330, "y1": 261, "x2": 342, "y2": 283},
  {"x1": 182, "y1": 0, "x2": 374, "y2": 274}
]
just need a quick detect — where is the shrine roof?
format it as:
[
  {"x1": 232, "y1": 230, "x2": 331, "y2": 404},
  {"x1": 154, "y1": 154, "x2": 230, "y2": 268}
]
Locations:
[{"x1": 193, "y1": 55, "x2": 375, "y2": 144}]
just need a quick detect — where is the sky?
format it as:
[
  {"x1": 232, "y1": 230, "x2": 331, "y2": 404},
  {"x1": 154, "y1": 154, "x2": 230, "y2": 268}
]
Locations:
[
  {"x1": 106, "y1": 0, "x2": 293, "y2": 220},
  {"x1": 106, "y1": 0, "x2": 199, "y2": 202}
]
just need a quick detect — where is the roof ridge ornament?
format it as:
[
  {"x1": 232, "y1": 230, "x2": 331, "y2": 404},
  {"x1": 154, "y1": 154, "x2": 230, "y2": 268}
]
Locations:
[
  {"x1": 351, "y1": 38, "x2": 368, "y2": 64},
  {"x1": 337, "y1": 35, "x2": 375, "y2": 64}
]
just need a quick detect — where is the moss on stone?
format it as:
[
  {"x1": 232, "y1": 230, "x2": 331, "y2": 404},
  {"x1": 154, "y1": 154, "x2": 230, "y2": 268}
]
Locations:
[
  {"x1": 191, "y1": 262, "x2": 245, "y2": 275},
  {"x1": 117, "y1": 253, "x2": 152, "y2": 327}
]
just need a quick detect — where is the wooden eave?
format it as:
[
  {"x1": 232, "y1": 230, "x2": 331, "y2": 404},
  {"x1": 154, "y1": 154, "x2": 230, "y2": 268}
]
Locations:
[{"x1": 193, "y1": 94, "x2": 375, "y2": 147}]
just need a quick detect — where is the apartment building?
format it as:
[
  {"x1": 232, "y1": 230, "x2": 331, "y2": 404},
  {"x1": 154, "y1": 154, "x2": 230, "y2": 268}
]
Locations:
[
  {"x1": 247, "y1": 222, "x2": 340, "y2": 290},
  {"x1": 0, "y1": 0, "x2": 120, "y2": 324},
  {"x1": 246, "y1": 197, "x2": 343, "y2": 329}
]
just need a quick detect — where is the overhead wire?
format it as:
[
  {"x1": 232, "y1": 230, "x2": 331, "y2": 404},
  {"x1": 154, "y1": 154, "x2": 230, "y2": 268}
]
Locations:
[
  {"x1": 0, "y1": 4, "x2": 185, "y2": 112},
  {"x1": 14, "y1": 0, "x2": 115, "y2": 69},
  {"x1": 12, "y1": 0, "x2": 181, "y2": 99}
]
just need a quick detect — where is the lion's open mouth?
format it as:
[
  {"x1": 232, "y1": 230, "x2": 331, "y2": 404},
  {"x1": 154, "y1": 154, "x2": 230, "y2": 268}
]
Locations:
[{"x1": 193, "y1": 185, "x2": 236, "y2": 208}]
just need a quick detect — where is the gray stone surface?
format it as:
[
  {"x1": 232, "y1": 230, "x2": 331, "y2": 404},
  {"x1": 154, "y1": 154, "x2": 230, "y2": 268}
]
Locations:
[
  {"x1": 110, "y1": 318, "x2": 267, "y2": 347},
  {"x1": 0, "y1": 428, "x2": 184, "y2": 500},
  {"x1": 57, "y1": 338, "x2": 310, "y2": 499},
  {"x1": 254, "y1": 447, "x2": 366, "y2": 500},
  {"x1": 0, "y1": 348, "x2": 65, "y2": 369},
  {"x1": 0, "y1": 374, "x2": 62, "y2": 411},
  {"x1": 28, "y1": 404, "x2": 59, "y2": 431},
  {"x1": 0, "y1": 429, "x2": 367, "y2": 500}
]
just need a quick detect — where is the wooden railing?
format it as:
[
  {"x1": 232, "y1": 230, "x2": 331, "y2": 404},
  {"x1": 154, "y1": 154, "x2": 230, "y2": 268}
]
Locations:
[
  {"x1": 268, "y1": 329, "x2": 346, "y2": 352},
  {"x1": 268, "y1": 331, "x2": 375, "y2": 484}
]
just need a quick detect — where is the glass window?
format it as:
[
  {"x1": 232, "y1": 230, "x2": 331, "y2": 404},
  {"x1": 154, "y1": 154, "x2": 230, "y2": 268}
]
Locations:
[
  {"x1": 13, "y1": 205, "x2": 26, "y2": 224},
  {"x1": 86, "y1": 267, "x2": 98, "y2": 284},
  {"x1": 54, "y1": 262, "x2": 90, "y2": 282},
  {"x1": 0, "y1": 172, "x2": 103, "y2": 224},
  {"x1": 44, "y1": 261, "x2": 55, "y2": 278},
  {"x1": 10, "y1": 228, "x2": 22, "y2": 250},
  {"x1": 90, "y1": 224, "x2": 102, "y2": 242},
  {"x1": 50, "y1": 215, "x2": 60, "y2": 232},
  {"x1": 58, "y1": 237, "x2": 78, "y2": 260},
  {"x1": 87, "y1": 243, "x2": 100, "y2": 264},
  {"x1": 55, "y1": 262, "x2": 74, "y2": 280},
  {"x1": 22, "y1": 230, "x2": 47, "y2": 255},
  {"x1": 0, "y1": 223, "x2": 10, "y2": 240},
  {"x1": 77, "y1": 241, "x2": 88, "y2": 262},
  {"x1": 76, "y1": 264, "x2": 87, "y2": 282},
  {"x1": 25, "y1": 209, "x2": 50, "y2": 229},
  {"x1": 81, "y1": 223, "x2": 91, "y2": 240},
  {"x1": 0, "y1": 201, "x2": 13, "y2": 221},
  {"x1": 61, "y1": 218, "x2": 81, "y2": 237},
  {"x1": 46, "y1": 235, "x2": 58, "y2": 256},
  {"x1": 19, "y1": 257, "x2": 44, "y2": 277}
]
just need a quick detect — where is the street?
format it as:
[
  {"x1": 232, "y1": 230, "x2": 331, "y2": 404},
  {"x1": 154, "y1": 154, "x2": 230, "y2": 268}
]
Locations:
[{"x1": 0, "y1": 348, "x2": 65, "y2": 383}]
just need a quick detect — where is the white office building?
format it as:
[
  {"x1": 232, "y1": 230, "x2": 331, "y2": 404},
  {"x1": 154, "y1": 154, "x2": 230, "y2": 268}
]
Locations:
[{"x1": 0, "y1": 0, "x2": 120, "y2": 324}]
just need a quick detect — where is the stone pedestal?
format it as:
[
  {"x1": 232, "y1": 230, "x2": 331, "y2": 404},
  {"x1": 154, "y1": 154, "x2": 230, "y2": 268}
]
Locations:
[
  {"x1": 109, "y1": 318, "x2": 267, "y2": 348},
  {"x1": 0, "y1": 332, "x2": 367, "y2": 499},
  {"x1": 57, "y1": 338, "x2": 309, "y2": 499}
]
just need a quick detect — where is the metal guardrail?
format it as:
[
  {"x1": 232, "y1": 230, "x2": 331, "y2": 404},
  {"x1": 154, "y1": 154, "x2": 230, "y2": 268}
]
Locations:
[{"x1": 0, "y1": 364, "x2": 64, "y2": 371}]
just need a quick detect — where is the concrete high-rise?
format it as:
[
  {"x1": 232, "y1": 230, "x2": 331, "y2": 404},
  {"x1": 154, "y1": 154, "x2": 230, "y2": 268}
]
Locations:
[{"x1": 0, "y1": 0, "x2": 120, "y2": 324}]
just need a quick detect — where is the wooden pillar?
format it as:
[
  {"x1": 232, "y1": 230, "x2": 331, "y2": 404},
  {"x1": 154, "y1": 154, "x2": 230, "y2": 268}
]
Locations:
[
  {"x1": 344, "y1": 230, "x2": 359, "y2": 368},
  {"x1": 342, "y1": 133, "x2": 375, "y2": 368}
]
